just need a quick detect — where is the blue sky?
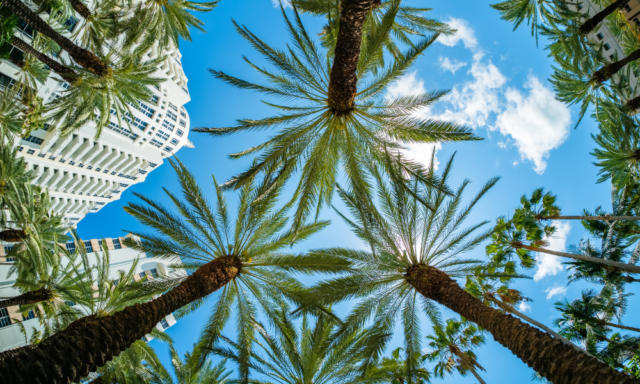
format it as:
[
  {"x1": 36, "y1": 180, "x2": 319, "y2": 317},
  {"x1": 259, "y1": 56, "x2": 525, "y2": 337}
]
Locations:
[{"x1": 76, "y1": 0, "x2": 639, "y2": 382}]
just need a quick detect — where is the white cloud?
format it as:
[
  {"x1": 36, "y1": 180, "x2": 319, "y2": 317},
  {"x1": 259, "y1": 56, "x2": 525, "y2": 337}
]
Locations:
[
  {"x1": 545, "y1": 285, "x2": 568, "y2": 300},
  {"x1": 518, "y1": 302, "x2": 531, "y2": 313},
  {"x1": 492, "y1": 76, "x2": 571, "y2": 174},
  {"x1": 271, "y1": 0, "x2": 291, "y2": 8},
  {"x1": 439, "y1": 57, "x2": 467, "y2": 74},
  {"x1": 438, "y1": 17, "x2": 478, "y2": 50},
  {"x1": 385, "y1": 71, "x2": 425, "y2": 100},
  {"x1": 534, "y1": 221, "x2": 571, "y2": 281}
]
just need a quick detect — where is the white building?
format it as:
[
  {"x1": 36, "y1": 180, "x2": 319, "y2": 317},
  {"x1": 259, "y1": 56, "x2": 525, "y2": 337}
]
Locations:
[
  {"x1": 0, "y1": 12, "x2": 194, "y2": 226},
  {"x1": 0, "y1": 234, "x2": 184, "y2": 352}
]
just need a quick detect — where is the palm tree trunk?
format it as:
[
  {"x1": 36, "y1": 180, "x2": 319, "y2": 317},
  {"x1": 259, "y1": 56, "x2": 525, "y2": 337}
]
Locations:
[
  {"x1": 539, "y1": 215, "x2": 640, "y2": 221},
  {"x1": 0, "y1": 256, "x2": 241, "y2": 384},
  {"x1": 90, "y1": 377, "x2": 103, "y2": 384},
  {"x1": 516, "y1": 244, "x2": 640, "y2": 274},
  {"x1": 604, "y1": 322, "x2": 640, "y2": 333},
  {"x1": 469, "y1": 368, "x2": 486, "y2": 384},
  {"x1": 11, "y1": 36, "x2": 79, "y2": 85},
  {"x1": 591, "y1": 48, "x2": 640, "y2": 84},
  {"x1": 0, "y1": 287, "x2": 52, "y2": 308},
  {"x1": 67, "y1": 0, "x2": 92, "y2": 19},
  {"x1": 406, "y1": 265, "x2": 639, "y2": 384},
  {"x1": 327, "y1": 0, "x2": 380, "y2": 113},
  {"x1": 1, "y1": 0, "x2": 108, "y2": 77},
  {"x1": 579, "y1": 0, "x2": 629, "y2": 35},
  {"x1": 484, "y1": 294, "x2": 597, "y2": 359},
  {"x1": 0, "y1": 229, "x2": 28, "y2": 243}
]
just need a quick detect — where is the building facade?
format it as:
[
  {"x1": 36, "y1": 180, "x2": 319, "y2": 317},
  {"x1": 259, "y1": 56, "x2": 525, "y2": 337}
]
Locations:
[
  {"x1": 0, "y1": 234, "x2": 184, "y2": 352},
  {"x1": 0, "y1": 10, "x2": 193, "y2": 226}
]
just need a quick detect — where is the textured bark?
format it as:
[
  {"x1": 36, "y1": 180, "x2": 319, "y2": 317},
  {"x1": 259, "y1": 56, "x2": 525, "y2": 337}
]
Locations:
[
  {"x1": 0, "y1": 229, "x2": 28, "y2": 243},
  {"x1": 327, "y1": 0, "x2": 380, "y2": 113},
  {"x1": 484, "y1": 293, "x2": 596, "y2": 359},
  {"x1": 0, "y1": 287, "x2": 52, "y2": 308},
  {"x1": 626, "y1": 94, "x2": 640, "y2": 113},
  {"x1": 11, "y1": 36, "x2": 79, "y2": 85},
  {"x1": 406, "y1": 265, "x2": 640, "y2": 384},
  {"x1": 1, "y1": 0, "x2": 107, "y2": 77},
  {"x1": 591, "y1": 48, "x2": 640, "y2": 84},
  {"x1": 67, "y1": 0, "x2": 92, "y2": 19},
  {"x1": 8, "y1": 56, "x2": 25, "y2": 68},
  {"x1": 90, "y1": 376, "x2": 103, "y2": 384},
  {"x1": 538, "y1": 214, "x2": 640, "y2": 221},
  {"x1": 469, "y1": 368, "x2": 486, "y2": 384},
  {"x1": 0, "y1": 256, "x2": 242, "y2": 384},
  {"x1": 579, "y1": 0, "x2": 629, "y2": 35},
  {"x1": 516, "y1": 244, "x2": 640, "y2": 274}
]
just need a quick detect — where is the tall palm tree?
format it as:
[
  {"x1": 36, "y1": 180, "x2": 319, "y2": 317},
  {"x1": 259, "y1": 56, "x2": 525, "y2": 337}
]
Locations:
[
  {"x1": 578, "y1": 0, "x2": 630, "y2": 35},
  {"x1": 1, "y1": 0, "x2": 109, "y2": 76},
  {"x1": 424, "y1": 318, "x2": 487, "y2": 384},
  {"x1": 213, "y1": 305, "x2": 366, "y2": 384},
  {"x1": 46, "y1": 48, "x2": 163, "y2": 138},
  {"x1": 295, "y1": 0, "x2": 453, "y2": 65},
  {"x1": 0, "y1": 159, "x2": 346, "y2": 384},
  {"x1": 490, "y1": 0, "x2": 561, "y2": 44},
  {"x1": 309, "y1": 154, "x2": 639, "y2": 383},
  {"x1": 196, "y1": 6, "x2": 478, "y2": 232},
  {"x1": 144, "y1": 344, "x2": 232, "y2": 384},
  {"x1": 123, "y1": 0, "x2": 219, "y2": 53},
  {"x1": 364, "y1": 347, "x2": 430, "y2": 384}
]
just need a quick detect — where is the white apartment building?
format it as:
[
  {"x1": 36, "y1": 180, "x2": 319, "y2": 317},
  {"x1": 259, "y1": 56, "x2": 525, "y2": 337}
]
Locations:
[
  {"x1": 578, "y1": 0, "x2": 640, "y2": 91},
  {"x1": 0, "y1": 234, "x2": 184, "y2": 352},
  {"x1": 0, "y1": 12, "x2": 194, "y2": 226}
]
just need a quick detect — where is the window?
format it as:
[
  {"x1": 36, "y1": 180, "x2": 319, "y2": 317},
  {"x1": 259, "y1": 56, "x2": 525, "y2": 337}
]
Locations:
[
  {"x1": 107, "y1": 121, "x2": 139, "y2": 141},
  {"x1": 23, "y1": 135, "x2": 44, "y2": 145},
  {"x1": 150, "y1": 139, "x2": 163, "y2": 148},
  {"x1": 0, "y1": 307, "x2": 10, "y2": 328},
  {"x1": 164, "y1": 146, "x2": 173, "y2": 152},
  {"x1": 635, "y1": 17, "x2": 640, "y2": 24},
  {"x1": 624, "y1": 4, "x2": 632, "y2": 12},
  {"x1": 83, "y1": 240, "x2": 94, "y2": 253},
  {"x1": 170, "y1": 139, "x2": 179, "y2": 145},
  {"x1": 168, "y1": 102, "x2": 177, "y2": 111},
  {"x1": 150, "y1": 162, "x2": 158, "y2": 168},
  {"x1": 5, "y1": 257, "x2": 14, "y2": 262},
  {"x1": 64, "y1": 17, "x2": 78, "y2": 32},
  {"x1": 112, "y1": 279, "x2": 119, "y2": 286},
  {"x1": 129, "y1": 101, "x2": 155, "y2": 118},
  {"x1": 132, "y1": 117, "x2": 148, "y2": 130},
  {"x1": 176, "y1": 129, "x2": 184, "y2": 137},
  {"x1": 160, "y1": 319, "x2": 169, "y2": 329},
  {"x1": 179, "y1": 120, "x2": 186, "y2": 127},
  {"x1": 604, "y1": 43, "x2": 611, "y2": 51},
  {"x1": 150, "y1": 95, "x2": 159, "y2": 104},
  {"x1": 156, "y1": 130, "x2": 170, "y2": 141},
  {"x1": 22, "y1": 309, "x2": 35, "y2": 321},
  {"x1": 66, "y1": 242, "x2": 76, "y2": 253},
  {"x1": 113, "y1": 239, "x2": 122, "y2": 249},
  {"x1": 161, "y1": 120, "x2": 175, "y2": 132},
  {"x1": 141, "y1": 335, "x2": 148, "y2": 342},
  {"x1": 4, "y1": 245, "x2": 14, "y2": 254},
  {"x1": 139, "y1": 272, "x2": 146, "y2": 279},
  {"x1": 65, "y1": 301, "x2": 76, "y2": 307},
  {"x1": 26, "y1": 149, "x2": 35, "y2": 155},
  {"x1": 150, "y1": 268, "x2": 159, "y2": 278},
  {"x1": 596, "y1": 32, "x2": 604, "y2": 41},
  {"x1": 610, "y1": 54, "x2": 616, "y2": 61},
  {"x1": 180, "y1": 110, "x2": 186, "y2": 118},
  {"x1": 166, "y1": 111, "x2": 178, "y2": 121}
]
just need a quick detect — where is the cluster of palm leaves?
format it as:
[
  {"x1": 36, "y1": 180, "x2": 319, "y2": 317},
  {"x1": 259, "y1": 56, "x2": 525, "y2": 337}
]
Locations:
[
  {"x1": 0, "y1": 0, "x2": 218, "y2": 138},
  {"x1": 2, "y1": 0, "x2": 640, "y2": 384}
]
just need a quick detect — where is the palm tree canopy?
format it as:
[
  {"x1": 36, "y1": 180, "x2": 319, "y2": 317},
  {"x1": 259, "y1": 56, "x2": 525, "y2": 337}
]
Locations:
[
  {"x1": 213, "y1": 305, "x2": 367, "y2": 384},
  {"x1": 424, "y1": 318, "x2": 486, "y2": 380},
  {"x1": 124, "y1": 158, "x2": 350, "y2": 381},
  {"x1": 307, "y1": 154, "x2": 498, "y2": 378},
  {"x1": 144, "y1": 344, "x2": 232, "y2": 384},
  {"x1": 196, "y1": 7, "x2": 479, "y2": 232}
]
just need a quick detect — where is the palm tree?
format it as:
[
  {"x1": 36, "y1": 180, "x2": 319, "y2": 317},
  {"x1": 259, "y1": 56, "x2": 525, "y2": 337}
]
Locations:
[
  {"x1": 0, "y1": 159, "x2": 345, "y2": 384},
  {"x1": 556, "y1": 288, "x2": 640, "y2": 336},
  {"x1": 196, "y1": 6, "x2": 478, "y2": 232},
  {"x1": 213, "y1": 305, "x2": 366, "y2": 384},
  {"x1": 93, "y1": 330, "x2": 172, "y2": 384},
  {"x1": 364, "y1": 347, "x2": 431, "y2": 384},
  {"x1": 424, "y1": 318, "x2": 487, "y2": 384},
  {"x1": 123, "y1": 0, "x2": 219, "y2": 53},
  {"x1": 46, "y1": 48, "x2": 163, "y2": 138},
  {"x1": 490, "y1": 0, "x2": 561, "y2": 44},
  {"x1": 295, "y1": 0, "x2": 453, "y2": 64},
  {"x1": 144, "y1": 344, "x2": 232, "y2": 384},
  {"x1": 578, "y1": 0, "x2": 630, "y2": 35},
  {"x1": 1, "y1": 0, "x2": 109, "y2": 76},
  {"x1": 309, "y1": 154, "x2": 639, "y2": 383}
]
